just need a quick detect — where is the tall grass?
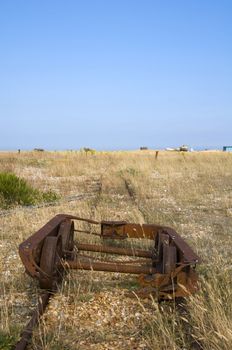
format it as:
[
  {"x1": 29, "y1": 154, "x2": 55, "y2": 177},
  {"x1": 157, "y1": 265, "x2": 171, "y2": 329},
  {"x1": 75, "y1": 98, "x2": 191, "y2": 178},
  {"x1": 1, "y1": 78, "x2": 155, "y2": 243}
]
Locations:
[{"x1": 0, "y1": 150, "x2": 231, "y2": 349}]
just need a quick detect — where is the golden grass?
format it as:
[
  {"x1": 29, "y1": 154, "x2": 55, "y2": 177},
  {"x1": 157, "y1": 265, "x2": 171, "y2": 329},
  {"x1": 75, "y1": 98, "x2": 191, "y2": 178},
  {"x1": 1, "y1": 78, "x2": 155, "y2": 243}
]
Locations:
[{"x1": 0, "y1": 150, "x2": 232, "y2": 349}]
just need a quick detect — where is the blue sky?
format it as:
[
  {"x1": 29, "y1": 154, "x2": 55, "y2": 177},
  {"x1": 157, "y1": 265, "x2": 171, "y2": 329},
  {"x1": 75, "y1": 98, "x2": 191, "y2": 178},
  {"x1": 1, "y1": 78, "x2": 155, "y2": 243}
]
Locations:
[{"x1": 1, "y1": 1, "x2": 232, "y2": 150}]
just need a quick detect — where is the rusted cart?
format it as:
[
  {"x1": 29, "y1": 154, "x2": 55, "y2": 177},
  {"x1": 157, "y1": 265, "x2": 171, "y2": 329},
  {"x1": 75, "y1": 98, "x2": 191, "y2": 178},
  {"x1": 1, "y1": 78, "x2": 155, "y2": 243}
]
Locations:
[{"x1": 16, "y1": 214, "x2": 200, "y2": 349}]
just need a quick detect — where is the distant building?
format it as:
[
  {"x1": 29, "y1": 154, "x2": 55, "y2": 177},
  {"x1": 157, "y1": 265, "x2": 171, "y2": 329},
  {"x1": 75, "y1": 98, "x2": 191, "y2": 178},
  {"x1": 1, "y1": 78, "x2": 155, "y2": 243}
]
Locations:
[
  {"x1": 140, "y1": 147, "x2": 148, "y2": 150},
  {"x1": 179, "y1": 145, "x2": 189, "y2": 152},
  {"x1": 223, "y1": 146, "x2": 232, "y2": 152},
  {"x1": 166, "y1": 145, "x2": 192, "y2": 152}
]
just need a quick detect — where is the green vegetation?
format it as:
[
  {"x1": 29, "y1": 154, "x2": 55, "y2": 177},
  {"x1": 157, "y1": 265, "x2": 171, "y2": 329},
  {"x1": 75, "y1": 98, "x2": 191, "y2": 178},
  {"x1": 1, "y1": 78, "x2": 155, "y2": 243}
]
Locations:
[
  {"x1": 0, "y1": 331, "x2": 18, "y2": 350},
  {"x1": 0, "y1": 172, "x2": 59, "y2": 208}
]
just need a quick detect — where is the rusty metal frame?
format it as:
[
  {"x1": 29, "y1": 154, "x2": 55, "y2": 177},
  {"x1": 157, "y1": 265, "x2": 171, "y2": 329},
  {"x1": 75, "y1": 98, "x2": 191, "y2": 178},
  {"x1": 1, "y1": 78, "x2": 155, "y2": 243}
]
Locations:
[
  {"x1": 19, "y1": 214, "x2": 200, "y2": 296},
  {"x1": 16, "y1": 214, "x2": 200, "y2": 349}
]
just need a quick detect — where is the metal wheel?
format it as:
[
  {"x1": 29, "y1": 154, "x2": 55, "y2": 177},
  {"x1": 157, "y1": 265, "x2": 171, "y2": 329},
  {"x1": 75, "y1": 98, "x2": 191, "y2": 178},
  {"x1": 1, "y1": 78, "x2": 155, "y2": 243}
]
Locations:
[
  {"x1": 162, "y1": 245, "x2": 177, "y2": 274},
  {"x1": 39, "y1": 236, "x2": 62, "y2": 290},
  {"x1": 59, "y1": 220, "x2": 74, "y2": 256},
  {"x1": 68, "y1": 221, "x2": 74, "y2": 250}
]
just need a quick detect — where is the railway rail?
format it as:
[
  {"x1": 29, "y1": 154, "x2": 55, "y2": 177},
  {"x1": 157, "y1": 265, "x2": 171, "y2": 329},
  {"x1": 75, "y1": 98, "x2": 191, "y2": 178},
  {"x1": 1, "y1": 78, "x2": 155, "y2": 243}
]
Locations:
[{"x1": 15, "y1": 214, "x2": 200, "y2": 349}]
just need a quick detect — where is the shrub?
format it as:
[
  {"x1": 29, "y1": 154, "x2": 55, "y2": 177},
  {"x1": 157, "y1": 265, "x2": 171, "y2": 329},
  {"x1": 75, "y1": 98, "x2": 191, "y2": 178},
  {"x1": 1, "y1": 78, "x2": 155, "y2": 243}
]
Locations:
[
  {"x1": 0, "y1": 326, "x2": 21, "y2": 349},
  {"x1": 80, "y1": 147, "x2": 96, "y2": 155},
  {"x1": 0, "y1": 330, "x2": 18, "y2": 350},
  {"x1": 0, "y1": 172, "x2": 59, "y2": 208},
  {"x1": 41, "y1": 190, "x2": 59, "y2": 202}
]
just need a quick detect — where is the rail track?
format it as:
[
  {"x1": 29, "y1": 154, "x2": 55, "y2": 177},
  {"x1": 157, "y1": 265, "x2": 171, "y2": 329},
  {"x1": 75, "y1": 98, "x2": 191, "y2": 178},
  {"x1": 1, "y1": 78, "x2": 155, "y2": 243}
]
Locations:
[{"x1": 124, "y1": 178, "x2": 151, "y2": 222}]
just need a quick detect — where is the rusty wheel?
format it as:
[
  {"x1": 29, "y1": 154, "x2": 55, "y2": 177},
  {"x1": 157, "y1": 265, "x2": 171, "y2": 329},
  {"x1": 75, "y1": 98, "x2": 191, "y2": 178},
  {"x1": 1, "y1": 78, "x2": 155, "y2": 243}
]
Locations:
[
  {"x1": 162, "y1": 244, "x2": 177, "y2": 274},
  {"x1": 39, "y1": 236, "x2": 62, "y2": 290},
  {"x1": 59, "y1": 220, "x2": 74, "y2": 257},
  {"x1": 63, "y1": 221, "x2": 74, "y2": 251}
]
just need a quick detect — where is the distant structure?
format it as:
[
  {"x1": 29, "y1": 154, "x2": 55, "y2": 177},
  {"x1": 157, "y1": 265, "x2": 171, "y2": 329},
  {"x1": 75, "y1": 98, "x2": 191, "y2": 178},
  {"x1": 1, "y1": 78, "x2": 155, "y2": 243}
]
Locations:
[
  {"x1": 34, "y1": 148, "x2": 44, "y2": 152},
  {"x1": 140, "y1": 147, "x2": 148, "y2": 150},
  {"x1": 223, "y1": 146, "x2": 232, "y2": 152},
  {"x1": 166, "y1": 145, "x2": 191, "y2": 152},
  {"x1": 81, "y1": 147, "x2": 95, "y2": 155},
  {"x1": 179, "y1": 145, "x2": 189, "y2": 152}
]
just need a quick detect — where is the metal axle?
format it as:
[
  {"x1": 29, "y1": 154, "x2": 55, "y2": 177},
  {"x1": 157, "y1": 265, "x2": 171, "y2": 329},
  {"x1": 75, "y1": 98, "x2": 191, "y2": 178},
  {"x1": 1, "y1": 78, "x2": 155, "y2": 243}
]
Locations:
[
  {"x1": 77, "y1": 243, "x2": 153, "y2": 258},
  {"x1": 66, "y1": 257, "x2": 156, "y2": 274}
]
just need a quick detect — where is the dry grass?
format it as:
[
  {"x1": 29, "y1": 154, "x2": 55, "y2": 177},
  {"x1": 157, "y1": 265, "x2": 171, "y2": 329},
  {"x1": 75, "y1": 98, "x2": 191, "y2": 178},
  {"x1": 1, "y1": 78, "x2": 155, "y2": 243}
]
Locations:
[{"x1": 0, "y1": 150, "x2": 232, "y2": 349}]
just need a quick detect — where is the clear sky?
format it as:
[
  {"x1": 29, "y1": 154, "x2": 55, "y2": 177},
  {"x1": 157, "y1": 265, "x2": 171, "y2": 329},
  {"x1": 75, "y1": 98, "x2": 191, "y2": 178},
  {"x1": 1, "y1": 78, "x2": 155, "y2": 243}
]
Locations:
[{"x1": 1, "y1": 1, "x2": 232, "y2": 150}]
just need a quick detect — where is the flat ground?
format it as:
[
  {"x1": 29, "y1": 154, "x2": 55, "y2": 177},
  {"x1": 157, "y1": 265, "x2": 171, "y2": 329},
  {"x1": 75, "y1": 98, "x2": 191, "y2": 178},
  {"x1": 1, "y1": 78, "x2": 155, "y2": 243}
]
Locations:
[{"x1": 0, "y1": 150, "x2": 232, "y2": 350}]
